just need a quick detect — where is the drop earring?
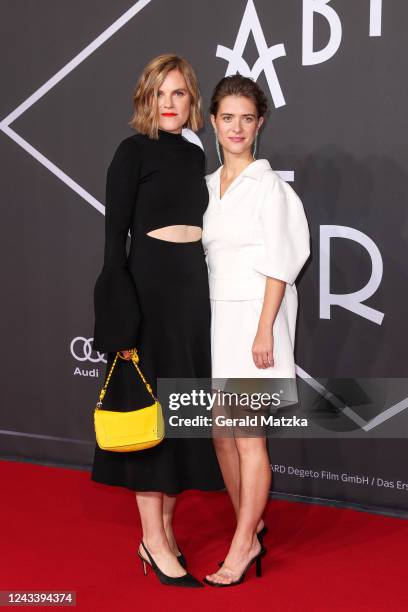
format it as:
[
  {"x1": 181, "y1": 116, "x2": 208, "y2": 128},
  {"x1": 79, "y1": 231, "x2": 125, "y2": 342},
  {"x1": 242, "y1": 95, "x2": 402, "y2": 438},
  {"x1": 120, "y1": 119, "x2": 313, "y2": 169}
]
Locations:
[
  {"x1": 253, "y1": 132, "x2": 259, "y2": 160},
  {"x1": 214, "y1": 130, "x2": 223, "y2": 166}
]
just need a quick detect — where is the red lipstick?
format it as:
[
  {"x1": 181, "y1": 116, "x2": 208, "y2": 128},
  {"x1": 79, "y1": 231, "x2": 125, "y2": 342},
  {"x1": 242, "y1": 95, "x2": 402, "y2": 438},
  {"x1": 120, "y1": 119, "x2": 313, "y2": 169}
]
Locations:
[{"x1": 162, "y1": 112, "x2": 177, "y2": 116}]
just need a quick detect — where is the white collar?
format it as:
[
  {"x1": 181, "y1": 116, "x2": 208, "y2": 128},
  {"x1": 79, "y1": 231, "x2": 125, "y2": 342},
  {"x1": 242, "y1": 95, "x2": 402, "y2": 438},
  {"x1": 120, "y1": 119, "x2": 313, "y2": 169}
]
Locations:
[{"x1": 206, "y1": 159, "x2": 271, "y2": 189}]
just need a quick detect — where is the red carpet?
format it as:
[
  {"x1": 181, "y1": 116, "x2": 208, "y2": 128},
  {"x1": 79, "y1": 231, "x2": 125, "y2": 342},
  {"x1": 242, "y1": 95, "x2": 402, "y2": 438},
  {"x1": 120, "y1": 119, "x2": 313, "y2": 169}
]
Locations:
[{"x1": 0, "y1": 459, "x2": 407, "y2": 611}]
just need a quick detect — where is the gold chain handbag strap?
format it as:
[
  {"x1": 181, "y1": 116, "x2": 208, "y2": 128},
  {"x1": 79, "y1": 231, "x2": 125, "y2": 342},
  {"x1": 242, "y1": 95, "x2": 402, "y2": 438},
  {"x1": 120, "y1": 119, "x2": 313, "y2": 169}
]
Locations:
[{"x1": 96, "y1": 349, "x2": 157, "y2": 408}]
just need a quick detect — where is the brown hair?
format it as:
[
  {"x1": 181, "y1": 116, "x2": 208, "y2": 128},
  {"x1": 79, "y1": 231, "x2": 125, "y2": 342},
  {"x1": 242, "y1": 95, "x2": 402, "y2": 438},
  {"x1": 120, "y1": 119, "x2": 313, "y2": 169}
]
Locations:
[
  {"x1": 210, "y1": 75, "x2": 268, "y2": 118},
  {"x1": 129, "y1": 54, "x2": 203, "y2": 139}
]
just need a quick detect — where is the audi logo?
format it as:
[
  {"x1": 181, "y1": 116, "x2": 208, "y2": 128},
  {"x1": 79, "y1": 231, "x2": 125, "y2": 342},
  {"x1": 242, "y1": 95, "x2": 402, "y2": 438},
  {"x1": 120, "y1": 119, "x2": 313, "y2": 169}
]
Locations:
[{"x1": 70, "y1": 337, "x2": 106, "y2": 363}]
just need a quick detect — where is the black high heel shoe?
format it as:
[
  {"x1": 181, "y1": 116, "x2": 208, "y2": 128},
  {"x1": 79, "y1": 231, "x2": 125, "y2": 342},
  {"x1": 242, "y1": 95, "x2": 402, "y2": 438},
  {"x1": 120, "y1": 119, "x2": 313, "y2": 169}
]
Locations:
[
  {"x1": 204, "y1": 546, "x2": 267, "y2": 587},
  {"x1": 256, "y1": 525, "x2": 268, "y2": 546},
  {"x1": 137, "y1": 541, "x2": 203, "y2": 588},
  {"x1": 218, "y1": 525, "x2": 268, "y2": 567},
  {"x1": 177, "y1": 550, "x2": 187, "y2": 569}
]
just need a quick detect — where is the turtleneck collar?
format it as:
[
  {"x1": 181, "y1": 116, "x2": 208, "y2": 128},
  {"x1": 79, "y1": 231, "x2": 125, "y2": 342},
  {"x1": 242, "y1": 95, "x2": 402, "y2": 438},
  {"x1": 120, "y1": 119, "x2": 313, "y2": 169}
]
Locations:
[{"x1": 158, "y1": 128, "x2": 185, "y2": 142}]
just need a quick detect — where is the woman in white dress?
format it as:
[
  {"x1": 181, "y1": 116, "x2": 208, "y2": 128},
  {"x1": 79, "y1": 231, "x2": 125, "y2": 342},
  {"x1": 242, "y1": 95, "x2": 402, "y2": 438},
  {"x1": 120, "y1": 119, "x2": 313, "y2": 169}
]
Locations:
[{"x1": 202, "y1": 75, "x2": 310, "y2": 586}]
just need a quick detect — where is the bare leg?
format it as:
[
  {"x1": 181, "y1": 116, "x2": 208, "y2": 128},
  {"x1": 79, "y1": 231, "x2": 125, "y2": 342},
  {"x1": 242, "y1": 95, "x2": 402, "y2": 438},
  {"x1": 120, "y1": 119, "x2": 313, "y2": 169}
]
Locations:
[
  {"x1": 162, "y1": 493, "x2": 180, "y2": 556},
  {"x1": 205, "y1": 437, "x2": 271, "y2": 584},
  {"x1": 212, "y1": 394, "x2": 265, "y2": 533},
  {"x1": 135, "y1": 491, "x2": 185, "y2": 577},
  {"x1": 213, "y1": 437, "x2": 266, "y2": 533},
  {"x1": 213, "y1": 437, "x2": 241, "y2": 518}
]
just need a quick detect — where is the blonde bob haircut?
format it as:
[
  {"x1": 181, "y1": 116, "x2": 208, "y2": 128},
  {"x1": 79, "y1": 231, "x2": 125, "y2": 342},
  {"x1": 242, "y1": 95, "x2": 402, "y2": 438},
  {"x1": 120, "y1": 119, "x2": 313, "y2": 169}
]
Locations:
[{"x1": 129, "y1": 54, "x2": 204, "y2": 139}]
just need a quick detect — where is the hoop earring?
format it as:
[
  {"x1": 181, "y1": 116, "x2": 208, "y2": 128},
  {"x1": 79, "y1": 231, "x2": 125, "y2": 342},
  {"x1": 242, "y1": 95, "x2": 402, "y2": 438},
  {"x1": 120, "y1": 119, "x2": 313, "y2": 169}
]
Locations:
[
  {"x1": 214, "y1": 130, "x2": 223, "y2": 165},
  {"x1": 253, "y1": 132, "x2": 259, "y2": 160}
]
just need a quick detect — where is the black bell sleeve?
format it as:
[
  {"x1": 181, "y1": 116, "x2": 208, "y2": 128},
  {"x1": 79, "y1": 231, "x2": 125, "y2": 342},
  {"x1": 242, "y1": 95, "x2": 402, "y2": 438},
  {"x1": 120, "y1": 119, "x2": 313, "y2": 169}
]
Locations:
[{"x1": 92, "y1": 137, "x2": 142, "y2": 353}]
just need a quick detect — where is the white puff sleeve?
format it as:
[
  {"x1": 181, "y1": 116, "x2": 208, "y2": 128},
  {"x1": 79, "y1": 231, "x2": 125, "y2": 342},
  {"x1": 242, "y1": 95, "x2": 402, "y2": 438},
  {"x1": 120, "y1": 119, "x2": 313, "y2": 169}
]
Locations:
[{"x1": 253, "y1": 174, "x2": 310, "y2": 285}]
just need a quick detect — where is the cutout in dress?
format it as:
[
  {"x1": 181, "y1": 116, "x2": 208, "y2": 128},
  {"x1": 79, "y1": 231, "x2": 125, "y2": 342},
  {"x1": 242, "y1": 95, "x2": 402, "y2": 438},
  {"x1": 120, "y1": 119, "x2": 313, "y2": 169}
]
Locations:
[{"x1": 146, "y1": 225, "x2": 202, "y2": 243}]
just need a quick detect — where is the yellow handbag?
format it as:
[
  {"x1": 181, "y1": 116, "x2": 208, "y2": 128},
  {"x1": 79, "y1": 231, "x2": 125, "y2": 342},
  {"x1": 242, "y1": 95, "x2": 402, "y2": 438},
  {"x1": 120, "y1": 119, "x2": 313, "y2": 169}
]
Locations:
[{"x1": 94, "y1": 349, "x2": 165, "y2": 452}]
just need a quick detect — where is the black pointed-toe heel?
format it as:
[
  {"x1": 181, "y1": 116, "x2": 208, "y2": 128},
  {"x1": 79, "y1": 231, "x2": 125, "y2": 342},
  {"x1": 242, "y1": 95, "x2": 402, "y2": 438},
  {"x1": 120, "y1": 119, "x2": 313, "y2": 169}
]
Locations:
[
  {"x1": 137, "y1": 541, "x2": 203, "y2": 588},
  {"x1": 177, "y1": 550, "x2": 187, "y2": 569},
  {"x1": 204, "y1": 546, "x2": 267, "y2": 587},
  {"x1": 218, "y1": 525, "x2": 268, "y2": 567}
]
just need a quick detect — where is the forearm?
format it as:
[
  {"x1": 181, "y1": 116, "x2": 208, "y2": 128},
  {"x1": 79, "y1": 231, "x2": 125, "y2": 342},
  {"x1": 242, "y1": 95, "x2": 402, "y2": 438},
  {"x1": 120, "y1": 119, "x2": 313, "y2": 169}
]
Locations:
[{"x1": 257, "y1": 277, "x2": 286, "y2": 332}]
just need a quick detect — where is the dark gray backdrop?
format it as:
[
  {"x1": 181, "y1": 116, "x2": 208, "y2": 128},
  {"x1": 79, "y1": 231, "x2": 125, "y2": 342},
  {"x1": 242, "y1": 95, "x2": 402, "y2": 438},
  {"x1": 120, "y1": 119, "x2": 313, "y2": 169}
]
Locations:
[{"x1": 1, "y1": 0, "x2": 407, "y2": 512}]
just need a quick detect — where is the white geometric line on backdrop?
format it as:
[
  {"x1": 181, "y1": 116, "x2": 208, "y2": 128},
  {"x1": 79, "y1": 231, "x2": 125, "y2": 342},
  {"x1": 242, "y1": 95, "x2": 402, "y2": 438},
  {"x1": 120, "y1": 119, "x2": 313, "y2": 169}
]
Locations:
[
  {"x1": 0, "y1": 428, "x2": 92, "y2": 445},
  {"x1": 295, "y1": 366, "x2": 407, "y2": 431},
  {"x1": 0, "y1": 0, "x2": 154, "y2": 214}
]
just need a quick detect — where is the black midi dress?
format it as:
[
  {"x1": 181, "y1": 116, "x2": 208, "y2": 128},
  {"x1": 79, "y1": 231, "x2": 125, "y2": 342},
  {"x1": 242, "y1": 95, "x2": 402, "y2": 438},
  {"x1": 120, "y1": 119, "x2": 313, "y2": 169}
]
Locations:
[{"x1": 90, "y1": 129, "x2": 224, "y2": 494}]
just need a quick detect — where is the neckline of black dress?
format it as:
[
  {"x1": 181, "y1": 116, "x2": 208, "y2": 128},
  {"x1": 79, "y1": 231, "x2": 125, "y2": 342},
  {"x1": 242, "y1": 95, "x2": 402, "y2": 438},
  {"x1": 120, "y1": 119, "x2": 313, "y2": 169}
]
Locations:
[{"x1": 158, "y1": 128, "x2": 187, "y2": 143}]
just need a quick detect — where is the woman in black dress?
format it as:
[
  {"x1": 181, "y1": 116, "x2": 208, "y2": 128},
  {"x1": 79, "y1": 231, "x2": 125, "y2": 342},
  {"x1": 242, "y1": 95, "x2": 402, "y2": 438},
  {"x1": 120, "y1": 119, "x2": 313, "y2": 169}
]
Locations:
[{"x1": 91, "y1": 54, "x2": 224, "y2": 587}]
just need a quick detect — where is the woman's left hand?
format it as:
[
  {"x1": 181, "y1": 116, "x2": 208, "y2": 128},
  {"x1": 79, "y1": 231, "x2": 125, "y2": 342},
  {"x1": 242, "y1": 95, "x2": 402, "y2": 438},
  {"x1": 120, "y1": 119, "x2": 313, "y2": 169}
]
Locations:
[
  {"x1": 118, "y1": 348, "x2": 135, "y2": 360},
  {"x1": 252, "y1": 328, "x2": 274, "y2": 369}
]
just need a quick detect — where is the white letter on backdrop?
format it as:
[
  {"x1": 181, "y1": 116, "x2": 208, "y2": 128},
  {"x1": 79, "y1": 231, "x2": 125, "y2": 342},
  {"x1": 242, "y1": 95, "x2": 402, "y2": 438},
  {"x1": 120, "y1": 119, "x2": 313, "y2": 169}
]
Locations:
[
  {"x1": 216, "y1": 0, "x2": 287, "y2": 107},
  {"x1": 303, "y1": 0, "x2": 342, "y2": 65},
  {"x1": 369, "y1": 0, "x2": 382, "y2": 36},
  {"x1": 320, "y1": 225, "x2": 384, "y2": 325}
]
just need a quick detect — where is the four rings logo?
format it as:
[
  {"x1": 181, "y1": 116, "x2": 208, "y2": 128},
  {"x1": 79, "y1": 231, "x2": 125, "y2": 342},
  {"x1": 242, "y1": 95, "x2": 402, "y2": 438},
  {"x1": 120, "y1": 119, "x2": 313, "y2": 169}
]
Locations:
[
  {"x1": 70, "y1": 337, "x2": 106, "y2": 363},
  {"x1": 70, "y1": 337, "x2": 106, "y2": 377}
]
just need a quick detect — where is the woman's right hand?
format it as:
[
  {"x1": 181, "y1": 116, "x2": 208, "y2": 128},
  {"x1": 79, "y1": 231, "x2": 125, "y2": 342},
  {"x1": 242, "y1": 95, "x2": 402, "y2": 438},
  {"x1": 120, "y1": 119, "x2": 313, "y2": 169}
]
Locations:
[{"x1": 119, "y1": 349, "x2": 135, "y2": 360}]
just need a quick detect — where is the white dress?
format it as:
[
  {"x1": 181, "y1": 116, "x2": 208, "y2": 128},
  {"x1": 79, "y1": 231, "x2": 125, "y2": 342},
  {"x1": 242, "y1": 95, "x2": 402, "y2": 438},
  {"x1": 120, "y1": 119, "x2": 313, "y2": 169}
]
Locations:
[{"x1": 202, "y1": 159, "x2": 310, "y2": 400}]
